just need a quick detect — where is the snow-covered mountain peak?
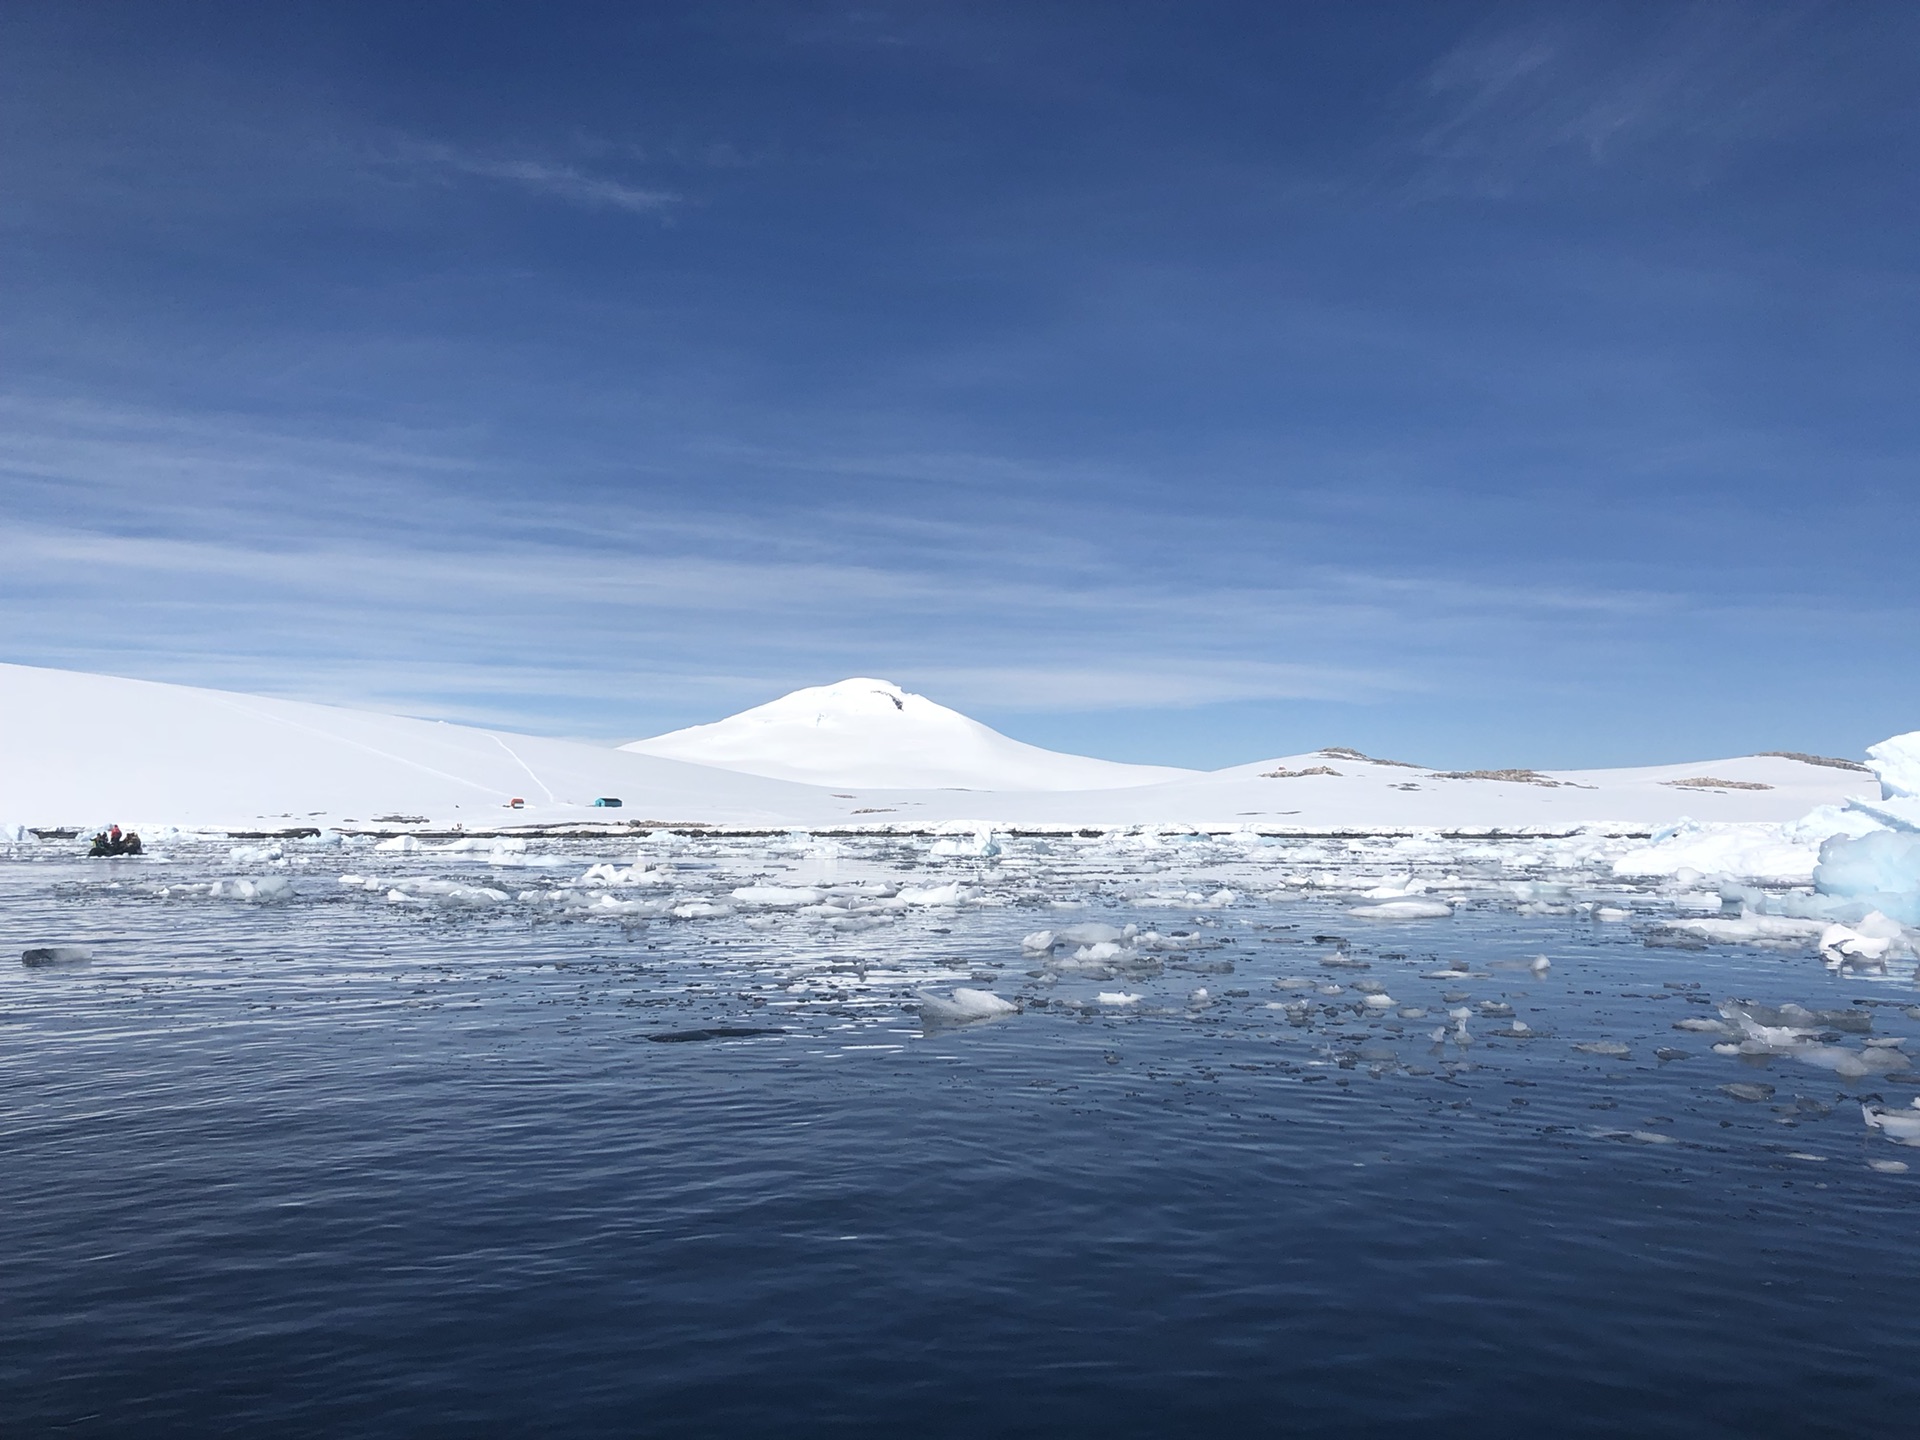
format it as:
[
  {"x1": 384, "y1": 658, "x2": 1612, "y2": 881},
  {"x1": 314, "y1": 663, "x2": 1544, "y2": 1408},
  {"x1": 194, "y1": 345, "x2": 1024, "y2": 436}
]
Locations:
[
  {"x1": 752, "y1": 678, "x2": 917, "y2": 723},
  {"x1": 621, "y1": 678, "x2": 1198, "y2": 791}
]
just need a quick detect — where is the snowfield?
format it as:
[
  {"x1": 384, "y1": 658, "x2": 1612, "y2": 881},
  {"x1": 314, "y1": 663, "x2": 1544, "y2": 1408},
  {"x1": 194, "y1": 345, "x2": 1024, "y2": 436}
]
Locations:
[
  {"x1": 0, "y1": 663, "x2": 1880, "y2": 839},
  {"x1": 8, "y1": 661, "x2": 1920, "y2": 926}
]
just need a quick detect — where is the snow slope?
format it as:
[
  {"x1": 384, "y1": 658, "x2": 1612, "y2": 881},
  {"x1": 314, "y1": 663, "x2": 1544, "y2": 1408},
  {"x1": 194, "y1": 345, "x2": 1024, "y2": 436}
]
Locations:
[
  {"x1": 0, "y1": 662, "x2": 839, "y2": 830},
  {"x1": 622, "y1": 678, "x2": 1197, "y2": 791},
  {"x1": 919, "y1": 748, "x2": 1873, "y2": 831},
  {"x1": 0, "y1": 661, "x2": 1883, "y2": 833}
]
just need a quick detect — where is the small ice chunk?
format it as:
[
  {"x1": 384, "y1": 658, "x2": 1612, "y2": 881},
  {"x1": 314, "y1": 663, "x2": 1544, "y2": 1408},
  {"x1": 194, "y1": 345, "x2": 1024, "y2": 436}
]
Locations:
[
  {"x1": 1799, "y1": 1046, "x2": 1906, "y2": 1079},
  {"x1": 1719, "y1": 1083, "x2": 1775, "y2": 1103},
  {"x1": 895, "y1": 882, "x2": 965, "y2": 907},
  {"x1": 209, "y1": 876, "x2": 294, "y2": 903},
  {"x1": 917, "y1": 988, "x2": 1018, "y2": 1024},
  {"x1": 1054, "y1": 923, "x2": 1127, "y2": 946},
  {"x1": 1819, "y1": 922, "x2": 1893, "y2": 966},
  {"x1": 1862, "y1": 1103, "x2": 1920, "y2": 1145},
  {"x1": 1021, "y1": 930, "x2": 1056, "y2": 953},
  {"x1": 1573, "y1": 1041, "x2": 1631, "y2": 1058},
  {"x1": 1097, "y1": 991, "x2": 1141, "y2": 1006}
]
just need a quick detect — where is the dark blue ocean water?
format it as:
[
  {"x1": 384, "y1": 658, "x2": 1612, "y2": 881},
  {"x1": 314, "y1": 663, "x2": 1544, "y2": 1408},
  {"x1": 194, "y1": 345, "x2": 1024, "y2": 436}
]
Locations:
[{"x1": 6, "y1": 842, "x2": 1920, "y2": 1437}]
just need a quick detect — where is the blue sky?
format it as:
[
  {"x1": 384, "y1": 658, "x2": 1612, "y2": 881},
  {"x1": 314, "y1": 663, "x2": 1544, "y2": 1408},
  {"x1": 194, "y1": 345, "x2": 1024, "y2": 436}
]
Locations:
[{"x1": 3, "y1": 1, "x2": 1917, "y2": 768}]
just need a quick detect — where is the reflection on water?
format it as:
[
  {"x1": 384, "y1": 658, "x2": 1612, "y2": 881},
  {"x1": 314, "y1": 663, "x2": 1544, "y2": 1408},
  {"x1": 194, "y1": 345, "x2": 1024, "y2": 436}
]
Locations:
[{"x1": 5, "y1": 833, "x2": 1920, "y2": 1436}]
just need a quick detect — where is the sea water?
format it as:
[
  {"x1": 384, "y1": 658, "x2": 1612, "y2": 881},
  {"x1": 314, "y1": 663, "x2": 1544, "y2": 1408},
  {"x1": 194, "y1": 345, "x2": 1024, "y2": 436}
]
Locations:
[{"x1": 5, "y1": 833, "x2": 1920, "y2": 1436}]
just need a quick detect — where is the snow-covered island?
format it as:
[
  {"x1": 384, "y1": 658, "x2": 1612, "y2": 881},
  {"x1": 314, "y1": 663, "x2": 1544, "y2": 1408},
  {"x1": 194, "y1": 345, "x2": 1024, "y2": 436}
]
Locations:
[{"x1": 4, "y1": 661, "x2": 1919, "y2": 928}]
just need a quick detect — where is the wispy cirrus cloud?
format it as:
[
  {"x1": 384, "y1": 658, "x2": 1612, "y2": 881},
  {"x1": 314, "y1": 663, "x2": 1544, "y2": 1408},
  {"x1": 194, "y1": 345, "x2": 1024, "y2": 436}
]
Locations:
[
  {"x1": 390, "y1": 140, "x2": 681, "y2": 214},
  {"x1": 1402, "y1": 2, "x2": 1830, "y2": 197}
]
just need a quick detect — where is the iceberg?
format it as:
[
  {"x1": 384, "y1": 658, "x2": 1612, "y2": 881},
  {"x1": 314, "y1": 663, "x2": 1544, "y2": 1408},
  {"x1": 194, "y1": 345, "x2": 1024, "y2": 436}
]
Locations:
[
  {"x1": 1814, "y1": 829, "x2": 1920, "y2": 926},
  {"x1": 1842, "y1": 729, "x2": 1920, "y2": 832},
  {"x1": 1870, "y1": 730, "x2": 1920, "y2": 800}
]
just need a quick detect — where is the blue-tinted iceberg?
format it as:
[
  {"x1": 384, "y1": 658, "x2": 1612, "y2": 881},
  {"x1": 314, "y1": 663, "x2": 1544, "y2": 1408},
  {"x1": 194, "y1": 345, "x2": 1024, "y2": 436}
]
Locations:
[{"x1": 1814, "y1": 829, "x2": 1920, "y2": 926}]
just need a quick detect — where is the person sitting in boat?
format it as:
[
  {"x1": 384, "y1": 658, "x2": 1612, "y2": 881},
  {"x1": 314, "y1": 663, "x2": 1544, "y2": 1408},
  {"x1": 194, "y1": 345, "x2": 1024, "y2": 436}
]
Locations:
[{"x1": 86, "y1": 825, "x2": 141, "y2": 857}]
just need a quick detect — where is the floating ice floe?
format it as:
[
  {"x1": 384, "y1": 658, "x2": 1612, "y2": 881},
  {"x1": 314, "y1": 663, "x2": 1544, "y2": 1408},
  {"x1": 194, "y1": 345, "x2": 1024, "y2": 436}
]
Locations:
[
  {"x1": 917, "y1": 988, "x2": 1018, "y2": 1024},
  {"x1": 440, "y1": 836, "x2": 525, "y2": 853},
  {"x1": 1613, "y1": 821, "x2": 1825, "y2": 884},
  {"x1": 893, "y1": 882, "x2": 966, "y2": 907},
  {"x1": 1861, "y1": 1102, "x2": 1920, "y2": 1146},
  {"x1": 1707, "y1": 1000, "x2": 1906, "y2": 1078},
  {"x1": 930, "y1": 826, "x2": 1001, "y2": 858},
  {"x1": 167, "y1": 876, "x2": 296, "y2": 903},
  {"x1": 1819, "y1": 918, "x2": 1898, "y2": 967},
  {"x1": 1348, "y1": 899, "x2": 1453, "y2": 920},
  {"x1": 730, "y1": 885, "x2": 826, "y2": 908},
  {"x1": 1658, "y1": 915, "x2": 1829, "y2": 948},
  {"x1": 385, "y1": 879, "x2": 508, "y2": 907}
]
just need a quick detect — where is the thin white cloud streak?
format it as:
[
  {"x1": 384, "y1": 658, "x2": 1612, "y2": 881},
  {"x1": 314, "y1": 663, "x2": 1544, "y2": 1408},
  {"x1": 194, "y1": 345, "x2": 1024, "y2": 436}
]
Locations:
[
  {"x1": 443, "y1": 155, "x2": 680, "y2": 214},
  {"x1": 387, "y1": 140, "x2": 681, "y2": 214},
  {"x1": 1403, "y1": 3, "x2": 1825, "y2": 198}
]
